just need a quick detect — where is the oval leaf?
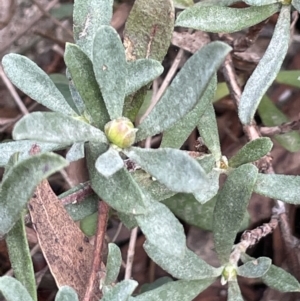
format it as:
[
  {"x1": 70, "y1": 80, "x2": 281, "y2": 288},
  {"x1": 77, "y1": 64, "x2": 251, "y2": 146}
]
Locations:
[
  {"x1": 95, "y1": 147, "x2": 124, "y2": 178},
  {"x1": 136, "y1": 41, "x2": 232, "y2": 141},
  {"x1": 253, "y1": 173, "x2": 300, "y2": 204},
  {"x1": 64, "y1": 43, "x2": 110, "y2": 128},
  {"x1": 237, "y1": 257, "x2": 271, "y2": 278},
  {"x1": 126, "y1": 59, "x2": 163, "y2": 96},
  {"x1": 239, "y1": 5, "x2": 291, "y2": 125},
  {"x1": 161, "y1": 75, "x2": 217, "y2": 149},
  {"x1": 0, "y1": 153, "x2": 68, "y2": 236},
  {"x1": 258, "y1": 95, "x2": 300, "y2": 152},
  {"x1": 73, "y1": 0, "x2": 113, "y2": 59},
  {"x1": 130, "y1": 278, "x2": 215, "y2": 301},
  {"x1": 0, "y1": 276, "x2": 34, "y2": 301},
  {"x1": 136, "y1": 201, "x2": 186, "y2": 257},
  {"x1": 2, "y1": 54, "x2": 76, "y2": 116},
  {"x1": 104, "y1": 243, "x2": 122, "y2": 286},
  {"x1": 102, "y1": 280, "x2": 138, "y2": 301},
  {"x1": 144, "y1": 241, "x2": 221, "y2": 280},
  {"x1": 241, "y1": 253, "x2": 300, "y2": 292},
  {"x1": 228, "y1": 137, "x2": 273, "y2": 168},
  {"x1": 213, "y1": 164, "x2": 258, "y2": 264},
  {"x1": 125, "y1": 147, "x2": 208, "y2": 194},
  {"x1": 55, "y1": 286, "x2": 79, "y2": 301},
  {"x1": 175, "y1": 4, "x2": 280, "y2": 33},
  {"x1": 13, "y1": 112, "x2": 107, "y2": 145},
  {"x1": 93, "y1": 26, "x2": 127, "y2": 119}
]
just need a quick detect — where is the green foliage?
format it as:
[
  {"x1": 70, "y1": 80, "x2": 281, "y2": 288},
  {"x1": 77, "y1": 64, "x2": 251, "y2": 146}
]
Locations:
[
  {"x1": 175, "y1": 4, "x2": 280, "y2": 33},
  {"x1": 2, "y1": 55, "x2": 76, "y2": 116},
  {"x1": 238, "y1": 4, "x2": 291, "y2": 125},
  {"x1": 0, "y1": 153, "x2": 68, "y2": 236},
  {"x1": 213, "y1": 164, "x2": 258, "y2": 264},
  {"x1": 1, "y1": 0, "x2": 300, "y2": 299},
  {"x1": 136, "y1": 41, "x2": 231, "y2": 141},
  {"x1": 228, "y1": 138, "x2": 273, "y2": 168}
]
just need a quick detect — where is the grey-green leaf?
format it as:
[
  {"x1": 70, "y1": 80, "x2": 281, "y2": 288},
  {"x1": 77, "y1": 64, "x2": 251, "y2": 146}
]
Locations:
[
  {"x1": 66, "y1": 142, "x2": 85, "y2": 162},
  {"x1": 0, "y1": 140, "x2": 65, "y2": 167},
  {"x1": 253, "y1": 173, "x2": 300, "y2": 204},
  {"x1": 0, "y1": 153, "x2": 68, "y2": 236},
  {"x1": 241, "y1": 253, "x2": 300, "y2": 292},
  {"x1": 213, "y1": 164, "x2": 258, "y2": 264},
  {"x1": 132, "y1": 169, "x2": 176, "y2": 201},
  {"x1": 262, "y1": 264, "x2": 300, "y2": 292},
  {"x1": 136, "y1": 201, "x2": 185, "y2": 257},
  {"x1": 93, "y1": 26, "x2": 127, "y2": 119},
  {"x1": 2, "y1": 54, "x2": 76, "y2": 116},
  {"x1": 161, "y1": 75, "x2": 217, "y2": 149},
  {"x1": 258, "y1": 95, "x2": 300, "y2": 152},
  {"x1": 293, "y1": 0, "x2": 300, "y2": 13},
  {"x1": 6, "y1": 212, "x2": 37, "y2": 301},
  {"x1": 228, "y1": 137, "x2": 273, "y2": 168},
  {"x1": 163, "y1": 194, "x2": 217, "y2": 231},
  {"x1": 238, "y1": 5, "x2": 291, "y2": 125},
  {"x1": 198, "y1": 101, "x2": 221, "y2": 161},
  {"x1": 136, "y1": 42, "x2": 232, "y2": 141},
  {"x1": 228, "y1": 281, "x2": 244, "y2": 301},
  {"x1": 126, "y1": 59, "x2": 163, "y2": 96},
  {"x1": 55, "y1": 286, "x2": 79, "y2": 301},
  {"x1": 125, "y1": 147, "x2": 208, "y2": 194},
  {"x1": 102, "y1": 280, "x2": 138, "y2": 301},
  {"x1": 130, "y1": 278, "x2": 215, "y2": 301},
  {"x1": 144, "y1": 241, "x2": 221, "y2": 280},
  {"x1": 175, "y1": 4, "x2": 280, "y2": 33},
  {"x1": 95, "y1": 147, "x2": 124, "y2": 178},
  {"x1": 73, "y1": 0, "x2": 113, "y2": 59},
  {"x1": 237, "y1": 257, "x2": 271, "y2": 278},
  {"x1": 244, "y1": 0, "x2": 281, "y2": 5},
  {"x1": 13, "y1": 112, "x2": 107, "y2": 145},
  {"x1": 67, "y1": 69, "x2": 85, "y2": 115},
  {"x1": 0, "y1": 276, "x2": 34, "y2": 301},
  {"x1": 104, "y1": 243, "x2": 122, "y2": 286},
  {"x1": 87, "y1": 142, "x2": 147, "y2": 214},
  {"x1": 193, "y1": 169, "x2": 220, "y2": 204},
  {"x1": 64, "y1": 43, "x2": 110, "y2": 128}
]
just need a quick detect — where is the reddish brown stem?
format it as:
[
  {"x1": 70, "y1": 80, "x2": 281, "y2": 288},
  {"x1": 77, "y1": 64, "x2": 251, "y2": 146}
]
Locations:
[{"x1": 83, "y1": 200, "x2": 110, "y2": 301}]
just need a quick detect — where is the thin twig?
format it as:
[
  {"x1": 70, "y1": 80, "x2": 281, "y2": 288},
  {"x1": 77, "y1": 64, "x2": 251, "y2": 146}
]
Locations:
[
  {"x1": 139, "y1": 48, "x2": 185, "y2": 124},
  {"x1": 0, "y1": 0, "x2": 16, "y2": 30},
  {"x1": 31, "y1": 0, "x2": 73, "y2": 38},
  {"x1": 124, "y1": 227, "x2": 138, "y2": 280},
  {"x1": 0, "y1": 0, "x2": 60, "y2": 53},
  {"x1": 260, "y1": 119, "x2": 300, "y2": 136},
  {"x1": 0, "y1": 65, "x2": 29, "y2": 115},
  {"x1": 60, "y1": 182, "x2": 94, "y2": 206},
  {"x1": 112, "y1": 222, "x2": 123, "y2": 243},
  {"x1": 83, "y1": 200, "x2": 109, "y2": 301}
]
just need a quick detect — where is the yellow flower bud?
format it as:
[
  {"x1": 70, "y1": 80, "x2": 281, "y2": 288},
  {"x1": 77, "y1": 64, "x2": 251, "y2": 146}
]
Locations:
[{"x1": 104, "y1": 117, "x2": 138, "y2": 149}]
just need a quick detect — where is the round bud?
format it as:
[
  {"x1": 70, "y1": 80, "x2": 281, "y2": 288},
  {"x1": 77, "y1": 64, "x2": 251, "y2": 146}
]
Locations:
[{"x1": 104, "y1": 117, "x2": 138, "y2": 149}]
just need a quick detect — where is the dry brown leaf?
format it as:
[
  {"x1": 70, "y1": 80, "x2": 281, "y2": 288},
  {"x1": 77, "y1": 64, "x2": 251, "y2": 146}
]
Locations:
[{"x1": 28, "y1": 180, "x2": 100, "y2": 301}]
